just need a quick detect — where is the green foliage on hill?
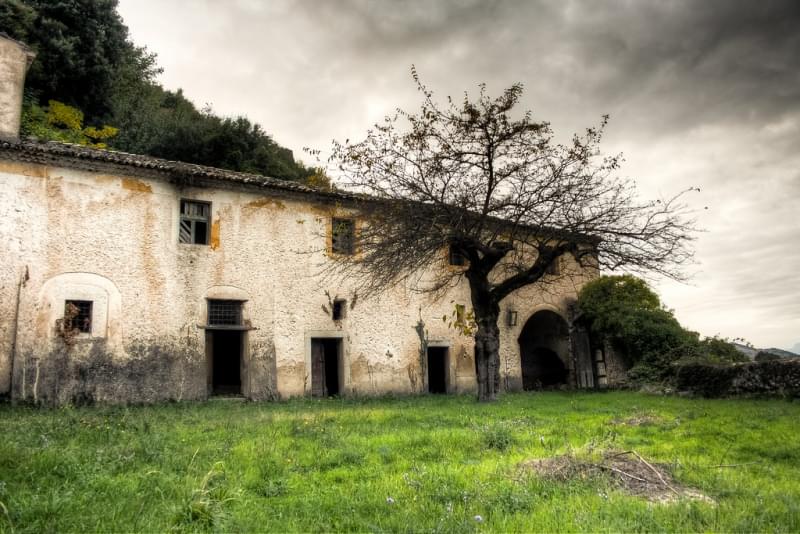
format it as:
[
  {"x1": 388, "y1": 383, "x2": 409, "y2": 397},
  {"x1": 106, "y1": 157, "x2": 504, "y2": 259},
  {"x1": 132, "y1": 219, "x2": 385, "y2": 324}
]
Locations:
[
  {"x1": 21, "y1": 98, "x2": 119, "y2": 148},
  {"x1": 578, "y1": 275, "x2": 746, "y2": 382},
  {"x1": 1, "y1": 0, "x2": 314, "y2": 182}
]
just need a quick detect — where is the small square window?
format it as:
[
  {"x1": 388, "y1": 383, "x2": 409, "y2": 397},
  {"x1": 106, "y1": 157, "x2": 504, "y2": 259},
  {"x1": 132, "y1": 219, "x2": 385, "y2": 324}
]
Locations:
[
  {"x1": 331, "y1": 218, "x2": 355, "y2": 255},
  {"x1": 506, "y1": 310, "x2": 518, "y2": 327},
  {"x1": 179, "y1": 199, "x2": 211, "y2": 245},
  {"x1": 332, "y1": 299, "x2": 346, "y2": 321},
  {"x1": 546, "y1": 256, "x2": 561, "y2": 275},
  {"x1": 64, "y1": 300, "x2": 92, "y2": 334},
  {"x1": 208, "y1": 300, "x2": 243, "y2": 326},
  {"x1": 448, "y1": 245, "x2": 467, "y2": 266}
]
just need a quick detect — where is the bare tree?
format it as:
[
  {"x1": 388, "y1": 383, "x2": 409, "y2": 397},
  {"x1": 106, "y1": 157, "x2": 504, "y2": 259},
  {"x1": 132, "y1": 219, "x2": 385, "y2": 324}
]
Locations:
[{"x1": 324, "y1": 70, "x2": 696, "y2": 402}]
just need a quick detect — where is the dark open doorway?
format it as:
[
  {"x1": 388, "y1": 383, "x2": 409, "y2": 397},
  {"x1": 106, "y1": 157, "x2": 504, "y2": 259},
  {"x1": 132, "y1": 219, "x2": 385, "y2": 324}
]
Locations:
[
  {"x1": 518, "y1": 310, "x2": 570, "y2": 390},
  {"x1": 209, "y1": 330, "x2": 242, "y2": 395},
  {"x1": 522, "y1": 347, "x2": 567, "y2": 388},
  {"x1": 427, "y1": 347, "x2": 448, "y2": 394},
  {"x1": 311, "y1": 338, "x2": 342, "y2": 397}
]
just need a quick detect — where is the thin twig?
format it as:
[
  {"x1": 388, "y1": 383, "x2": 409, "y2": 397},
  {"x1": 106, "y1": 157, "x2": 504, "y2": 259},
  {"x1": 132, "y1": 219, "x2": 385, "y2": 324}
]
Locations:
[
  {"x1": 594, "y1": 464, "x2": 647, "y2": 483},
  {"x1": 633, "y1": 450, "x2": 680, "y2": 495},
  {"x1": 606, "y1": 450, "x2": 634, "y2": 459}
]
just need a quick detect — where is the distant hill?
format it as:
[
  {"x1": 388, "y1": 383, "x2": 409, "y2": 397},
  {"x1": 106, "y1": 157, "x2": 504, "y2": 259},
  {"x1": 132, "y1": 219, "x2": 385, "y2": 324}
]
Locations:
[
  {"x1": 761, "y1": 348, "x2": 799, "y2": 359},
  {"x1": 734, "y1": 343, "x2": 799, "y2": 361},
  {"x1": 732, "y1": 343, "x2": 758, "y2": 360}
]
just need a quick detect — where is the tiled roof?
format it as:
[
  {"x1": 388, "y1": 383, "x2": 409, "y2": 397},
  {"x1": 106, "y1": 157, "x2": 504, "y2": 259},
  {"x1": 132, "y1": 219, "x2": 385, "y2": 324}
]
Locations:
[
  {"x1": 0, "y1": 137, "x2": 596, "y2": 244},
  {"x1": 0, "y1": 137, "x2": 358, "y2": 201}
]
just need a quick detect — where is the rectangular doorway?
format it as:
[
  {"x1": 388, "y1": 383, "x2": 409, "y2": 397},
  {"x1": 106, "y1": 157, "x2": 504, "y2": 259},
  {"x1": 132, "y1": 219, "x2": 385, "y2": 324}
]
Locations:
[
  {"x1": 209, "y1": 330, "x2": 242, "y2": 395},
  {"x1": 310, "y1": 338, "x2": 342, "y2": 397},
  {"x1": 427, "y1": 346, "x2": 449, "y2": 394}
]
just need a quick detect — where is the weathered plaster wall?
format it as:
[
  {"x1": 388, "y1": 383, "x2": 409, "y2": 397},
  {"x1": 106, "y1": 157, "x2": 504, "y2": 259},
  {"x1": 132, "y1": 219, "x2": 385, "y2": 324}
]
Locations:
[
  {"x1": 0, "y1": 159, "x2": 596, "y2": 403},
  {"x1": 0, "y1": 36, "x2": 33, "y2": 140}
]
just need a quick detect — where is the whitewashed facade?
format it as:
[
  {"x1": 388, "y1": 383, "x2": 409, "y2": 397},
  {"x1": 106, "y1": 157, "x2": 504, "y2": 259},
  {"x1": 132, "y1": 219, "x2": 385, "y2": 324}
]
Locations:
[{"x1": 0, "y1": 34, "x2": 610, "y2": 404}]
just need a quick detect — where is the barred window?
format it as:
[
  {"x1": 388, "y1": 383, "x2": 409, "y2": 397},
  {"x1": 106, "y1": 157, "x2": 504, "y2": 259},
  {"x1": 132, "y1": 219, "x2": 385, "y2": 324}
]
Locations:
[
  {"x1": 331, "y1": 218, "x2": 355, "y2": 255},
  {"x1": 179, "y1": 200, "x2": 211, "y2": 245},
  {"x1": 64, "y1": 300, "x2": 92, "y2": 334},
  {"x1": 448, "y1": 245, "x2": 467, "y2": 266},
  {"x1": 207, "y1": 300, "x2": 243, "y2": 326}
]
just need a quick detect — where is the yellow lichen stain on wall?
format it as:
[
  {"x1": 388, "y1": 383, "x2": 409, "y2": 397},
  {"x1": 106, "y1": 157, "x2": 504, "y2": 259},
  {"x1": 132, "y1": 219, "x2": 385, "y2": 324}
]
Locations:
[
  {"x1": 138, "y1": 202, "x2": 162, "y2": 301},
  {"x1": 121, "y1": 177, "x2": 152, "y2": 193},
  {"x1": 0, "y1": 160, "x2": 48, "y2": 178},
  {"x1": 89, "y1": 174, "x2": 116, "y2": 185},
  {"x1": 45, "y1": 175, "x2": 63, "y2": 199},
  {"x1": 210, "y1": 216, "x2": 221, "y2": 250},
  {"x1": 244, "y1": 197, "x2": 285, "y2": 210}
]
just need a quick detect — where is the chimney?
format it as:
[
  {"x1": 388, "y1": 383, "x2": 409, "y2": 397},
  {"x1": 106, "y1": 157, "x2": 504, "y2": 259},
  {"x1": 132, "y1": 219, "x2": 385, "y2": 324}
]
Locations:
[{"x1": 0, "y1": 33, "x2": 36, "y2": 141}]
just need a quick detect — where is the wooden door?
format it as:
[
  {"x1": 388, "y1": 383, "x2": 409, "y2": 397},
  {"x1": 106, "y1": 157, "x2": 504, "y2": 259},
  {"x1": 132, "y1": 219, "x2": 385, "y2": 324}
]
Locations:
[{"x1": 311, "y1": 339, "x2": 326, "y2": 397}]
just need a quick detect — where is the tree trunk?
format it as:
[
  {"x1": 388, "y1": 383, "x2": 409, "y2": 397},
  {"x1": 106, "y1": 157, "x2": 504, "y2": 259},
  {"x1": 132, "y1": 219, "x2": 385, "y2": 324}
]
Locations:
[{"x1": 473, "y1": 304, "x2": 501, "y2": 402}]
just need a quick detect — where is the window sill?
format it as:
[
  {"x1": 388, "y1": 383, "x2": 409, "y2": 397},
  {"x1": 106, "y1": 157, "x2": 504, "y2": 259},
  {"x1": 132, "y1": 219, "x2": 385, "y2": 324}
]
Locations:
[
  {"x1": 197, "y1": 324, "x2": 258, "y2": 331},
  {"x1": 61, "y1": 334, "x2": 102, "y2": 343}
]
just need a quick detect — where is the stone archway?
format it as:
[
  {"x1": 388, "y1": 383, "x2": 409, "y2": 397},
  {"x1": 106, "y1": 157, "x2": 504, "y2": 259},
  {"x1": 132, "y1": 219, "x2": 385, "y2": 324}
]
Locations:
[{"x1": 518, "y1": 310, "x2": 570, "y2": 390}]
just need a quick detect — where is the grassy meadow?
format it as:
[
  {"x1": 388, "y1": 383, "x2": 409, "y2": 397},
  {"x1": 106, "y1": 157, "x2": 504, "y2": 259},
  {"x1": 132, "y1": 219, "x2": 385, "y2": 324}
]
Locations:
[{"x1": 0, "y1": 391, "x2": 798, "y2": 533}]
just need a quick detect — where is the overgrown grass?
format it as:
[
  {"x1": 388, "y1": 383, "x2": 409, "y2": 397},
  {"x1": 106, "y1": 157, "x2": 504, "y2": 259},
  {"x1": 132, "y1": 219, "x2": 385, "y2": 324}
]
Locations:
[{"x1": 1, "y1": 392, "x2": 798, "y2": 532}]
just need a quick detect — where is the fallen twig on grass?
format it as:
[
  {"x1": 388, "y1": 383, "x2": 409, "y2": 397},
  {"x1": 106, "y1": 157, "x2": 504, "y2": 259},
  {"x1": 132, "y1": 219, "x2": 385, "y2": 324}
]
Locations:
[
  {"x1": 594, "y1": 464, "x2": 647, "y2": 483},
  {"x1": 522, "y1": 449, "x2": 715, "y2": 505},
  {"x1": 632, "y1": 450, "x2": 680, "y2": 495},
  {"x1": 606, "y1": 450, "x2": 634, "y2": 459}
]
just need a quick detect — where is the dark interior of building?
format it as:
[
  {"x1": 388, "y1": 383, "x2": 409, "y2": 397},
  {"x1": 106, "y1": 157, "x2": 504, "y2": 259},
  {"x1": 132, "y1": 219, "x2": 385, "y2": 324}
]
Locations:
[
  {"x1": 427, "y1": 347, "x2": 447, "y2": 394},
  {"x1": 211, "y1": 330, "x2": 242, "y2": 395},
  {"x1": 518, "y1": 310, "x2": 570, "y2": 389}
]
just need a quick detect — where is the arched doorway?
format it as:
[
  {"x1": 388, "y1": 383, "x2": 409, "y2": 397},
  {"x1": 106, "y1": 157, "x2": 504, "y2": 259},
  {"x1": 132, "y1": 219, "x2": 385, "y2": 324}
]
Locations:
[{"x1": 518, "y1": 310, "x2": 570, "y2": 390}]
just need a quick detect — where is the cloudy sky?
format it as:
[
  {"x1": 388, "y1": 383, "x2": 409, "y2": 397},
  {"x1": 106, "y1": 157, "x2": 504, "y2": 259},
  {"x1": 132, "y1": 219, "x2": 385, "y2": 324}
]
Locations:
[{"x1": 117, "y1": 0, "x2": 800, "y2": 351}]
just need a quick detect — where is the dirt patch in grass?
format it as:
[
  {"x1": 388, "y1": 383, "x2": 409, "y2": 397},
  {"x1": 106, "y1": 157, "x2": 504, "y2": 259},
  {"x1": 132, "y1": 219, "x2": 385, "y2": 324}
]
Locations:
[
  {"x1": 611, "y1": 412, "x2": 664, "y2": 427},
  {"x1": 521, "y1": 451, "x2": 715, "y2": 505}
]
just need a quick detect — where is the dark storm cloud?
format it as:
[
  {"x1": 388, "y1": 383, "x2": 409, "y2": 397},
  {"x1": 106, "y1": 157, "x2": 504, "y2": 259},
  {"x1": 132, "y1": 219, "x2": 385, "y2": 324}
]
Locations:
[
  {"x1": 117, "y1": 0, "x2": 800, "y2": 348},
  {"x1": 290, "y1": 0, "x2": 800, "y2": 134}
]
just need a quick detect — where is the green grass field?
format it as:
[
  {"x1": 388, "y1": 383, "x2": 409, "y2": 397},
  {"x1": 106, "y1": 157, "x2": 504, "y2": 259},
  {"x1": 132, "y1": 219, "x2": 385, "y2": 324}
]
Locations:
[{"x1": 1, "y1": 392, "x2": 798, "y2": 533}]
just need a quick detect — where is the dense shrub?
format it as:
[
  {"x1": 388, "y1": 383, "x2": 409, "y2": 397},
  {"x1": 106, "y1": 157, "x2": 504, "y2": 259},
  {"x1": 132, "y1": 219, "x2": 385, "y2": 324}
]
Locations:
[
  {"x1": 676, "y1": 359, "x2": 800, "y2": 398},
  {"x1": 578, "y1": 275, "x2": 746, "y2": 384}
]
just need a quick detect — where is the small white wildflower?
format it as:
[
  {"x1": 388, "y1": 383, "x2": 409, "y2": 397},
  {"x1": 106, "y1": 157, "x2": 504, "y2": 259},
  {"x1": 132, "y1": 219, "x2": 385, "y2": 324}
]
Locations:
[
  {"x1": 539, "y1": 436, "x2": 545, "y2": 445},
  {"x1": 473, "y1": 515, "x2": 484, "y2": 523},
  {"x1": 386, "y1": 497, "x2": 395, "y2": 505}
]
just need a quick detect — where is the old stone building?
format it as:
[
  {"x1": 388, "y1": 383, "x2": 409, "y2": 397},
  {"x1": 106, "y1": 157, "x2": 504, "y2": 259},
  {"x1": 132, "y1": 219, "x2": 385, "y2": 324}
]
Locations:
[{"x1": 0, "y1": 35, "x2": 620, "y2": 404}]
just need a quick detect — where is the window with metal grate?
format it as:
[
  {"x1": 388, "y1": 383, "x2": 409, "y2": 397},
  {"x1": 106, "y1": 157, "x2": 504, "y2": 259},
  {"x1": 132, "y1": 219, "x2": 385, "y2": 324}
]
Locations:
[
  {"x1": 331, "y1": 218, "x2": 355, "y2": 255},
  {"x1": 207, "y1": 300, "x2": 242, "y2": 326},
  {"x1": 448, "y1": 245, "x2": 467, "y2": 266},
  {"x1": 64, "y1": 300, "x2": 93, "y2": 333}
]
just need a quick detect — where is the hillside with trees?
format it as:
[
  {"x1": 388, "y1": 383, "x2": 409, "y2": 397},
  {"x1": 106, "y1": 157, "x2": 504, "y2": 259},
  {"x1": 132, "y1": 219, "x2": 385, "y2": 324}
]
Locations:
[{"x1": 0, "y1": 0, "x2": 316, "y2": 183}]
